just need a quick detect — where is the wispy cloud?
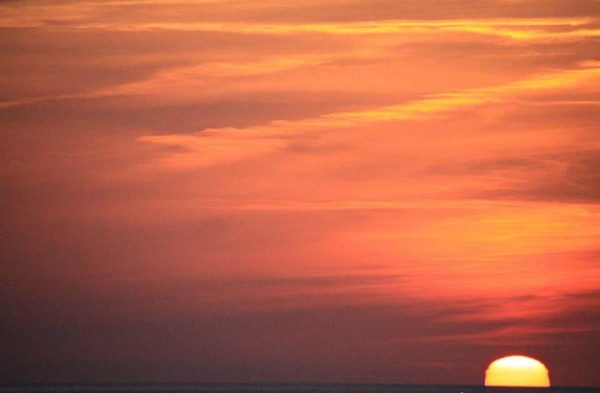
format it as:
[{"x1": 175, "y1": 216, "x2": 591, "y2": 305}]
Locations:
[
  {"x1": 8, "y1": 17, "x2": 599, "y2": 42},
  {"x1": 139, "y1": 62, "x2": 600, "y2": 168}
]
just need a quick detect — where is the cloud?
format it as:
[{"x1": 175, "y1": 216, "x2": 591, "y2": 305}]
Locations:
[
  {"x1": 3, "y1": 0, "x2": 600, "y2": 27},
  {"x1": 139, "y1": 62, "x2": 600, "y2": 169},
  {"x1": 14, "y1": 18, "x2": 599, "y2": 43},
  {"x1": 480, "y1": 150, "x2": 600, "y2": 203}
]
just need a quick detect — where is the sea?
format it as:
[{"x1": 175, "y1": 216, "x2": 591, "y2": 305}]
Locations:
[{"x1": 0, "y1": 384, "x2": 597, "y2": 393}]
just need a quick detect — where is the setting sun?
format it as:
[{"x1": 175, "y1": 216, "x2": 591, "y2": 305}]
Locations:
[{"x1": 485, "y1": 355, "x2": 551, "y2": 387}]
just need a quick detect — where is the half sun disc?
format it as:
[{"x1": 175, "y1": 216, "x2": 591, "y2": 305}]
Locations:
[{"x1": 485, "y1": 355, "x2": 550, "y2": 387}]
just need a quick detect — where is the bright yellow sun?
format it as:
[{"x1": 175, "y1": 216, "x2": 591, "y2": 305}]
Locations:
[{"x1": 485, "y1": 355, "x2": 550, "y2": 387}]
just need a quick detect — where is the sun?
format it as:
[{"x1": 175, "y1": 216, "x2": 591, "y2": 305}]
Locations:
[{"x1": 485, "y1": 355, "x2": 550, "y2": 387}]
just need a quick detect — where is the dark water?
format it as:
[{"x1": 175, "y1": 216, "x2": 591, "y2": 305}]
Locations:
[{"x1": 0, "y1": 385, "x2": 596, "y2": 393}]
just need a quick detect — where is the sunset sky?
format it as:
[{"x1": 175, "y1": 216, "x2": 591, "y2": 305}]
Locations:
[{"x1": 1, "y1": 0, "x2": 599, "y2": 386}]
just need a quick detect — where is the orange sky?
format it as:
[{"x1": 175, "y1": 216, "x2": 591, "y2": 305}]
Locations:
[{"x1": 1, "y1": 0, "x2": 599, "y2": 386}]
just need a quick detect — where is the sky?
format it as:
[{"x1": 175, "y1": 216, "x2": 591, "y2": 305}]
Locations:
[{"x1": 1, "y1": 0, "x2": 599, "y2": 387}]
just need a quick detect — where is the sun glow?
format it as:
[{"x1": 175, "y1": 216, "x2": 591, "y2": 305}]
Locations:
[{"x1": 485, "y1": 355, "x2": 551, "y2": 387}]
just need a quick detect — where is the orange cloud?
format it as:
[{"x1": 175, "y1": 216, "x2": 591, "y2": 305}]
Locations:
[{"x1": 139, "y1": 62, "x2": 600, "y2": 169}]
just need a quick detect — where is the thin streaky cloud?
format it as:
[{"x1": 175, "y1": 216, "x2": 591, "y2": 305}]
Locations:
[
  {"x1": 139, "y1": 62, "x2": 600, "y2": 168},
  {"x1": 1, "y1": 1, "x2": 597, "y2": 42},
  {"x1": 0, "y1": 55, "x2": 338, "y2": 108},
  {"x1": 27, "y1": 19, "x2": 600, "y2": 41}
]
